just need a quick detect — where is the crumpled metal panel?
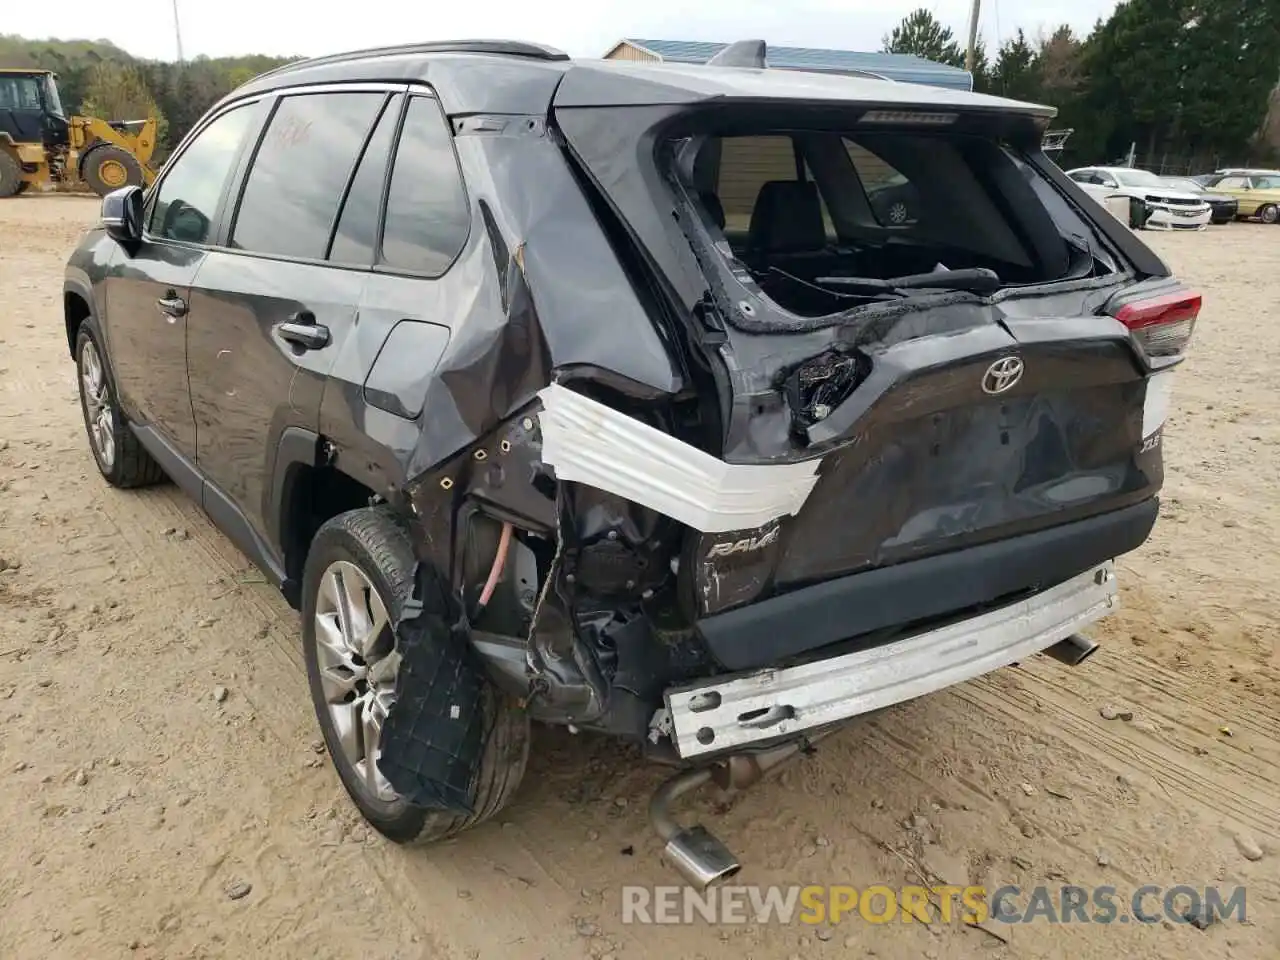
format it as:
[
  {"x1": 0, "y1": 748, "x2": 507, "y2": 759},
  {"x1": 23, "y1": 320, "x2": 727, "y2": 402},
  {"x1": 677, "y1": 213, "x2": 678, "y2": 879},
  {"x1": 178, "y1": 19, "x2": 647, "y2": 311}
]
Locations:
[{"x1": 537, "y1": 383, "x2": 821, "y2": 533}]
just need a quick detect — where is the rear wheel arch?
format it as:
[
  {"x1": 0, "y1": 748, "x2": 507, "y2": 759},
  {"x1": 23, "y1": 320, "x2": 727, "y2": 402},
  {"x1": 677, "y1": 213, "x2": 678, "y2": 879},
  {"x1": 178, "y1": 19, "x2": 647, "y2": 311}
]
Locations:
[{"x1": 271, "y1": 432, "x2": 386, "y2": 608}]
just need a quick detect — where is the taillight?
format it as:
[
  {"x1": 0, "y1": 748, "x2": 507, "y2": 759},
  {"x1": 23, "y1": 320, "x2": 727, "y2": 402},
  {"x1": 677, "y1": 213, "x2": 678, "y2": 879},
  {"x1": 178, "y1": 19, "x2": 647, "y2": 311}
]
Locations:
[{"x1": 1115, "y1": 290, "x2": 1201, "y2": 359}]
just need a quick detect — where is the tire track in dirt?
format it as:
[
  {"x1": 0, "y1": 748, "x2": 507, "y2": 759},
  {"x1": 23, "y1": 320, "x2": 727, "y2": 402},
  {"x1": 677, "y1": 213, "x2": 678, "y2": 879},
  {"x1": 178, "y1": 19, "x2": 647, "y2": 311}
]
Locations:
[{"x1": 960, "y1": 656, "x2": 1280, "y2": 841}]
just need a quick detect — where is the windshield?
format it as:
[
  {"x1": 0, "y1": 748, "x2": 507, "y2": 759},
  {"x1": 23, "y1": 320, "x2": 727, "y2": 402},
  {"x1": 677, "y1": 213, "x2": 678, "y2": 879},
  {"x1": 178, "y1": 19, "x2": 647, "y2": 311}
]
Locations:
[
  {"x1": 0, "y1": 75, "x2": 43, "y2": 111},
  {"x1": 1114, "y1": 169, "x2": 1166, "y2": 188},
  {"x1": 42, "y1": 75, "x2": 65, "y2": 118}
]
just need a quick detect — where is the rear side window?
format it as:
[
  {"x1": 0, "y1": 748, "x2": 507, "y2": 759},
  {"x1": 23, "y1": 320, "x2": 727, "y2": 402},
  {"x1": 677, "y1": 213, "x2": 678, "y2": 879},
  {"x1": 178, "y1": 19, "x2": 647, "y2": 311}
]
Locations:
[
  {"x1": 149, "y1": 103, "x2": 258, "y2": 244},
  {"x1": 231, "y1": 91, "x2": 385, "y2": 259},
  {"x1": 329, "y1": 95, "x2": 402, "y2": 266},
  {"x1": 846, "y1": 141, "x2": 915, "y2": 227},
  {"x1": 379, "y1": 96, "x2": 470, "y2": 274}
]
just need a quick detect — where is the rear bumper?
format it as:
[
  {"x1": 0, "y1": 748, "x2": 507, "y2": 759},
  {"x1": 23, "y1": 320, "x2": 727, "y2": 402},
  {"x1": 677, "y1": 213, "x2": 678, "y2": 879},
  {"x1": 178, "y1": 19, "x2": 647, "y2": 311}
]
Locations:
[
  {"x1": 667, "y1": 561, "x2": 1118, "y2": 757},
  {"x1": 696, "y1": 498, "x2": 1157, "y2": 670}
]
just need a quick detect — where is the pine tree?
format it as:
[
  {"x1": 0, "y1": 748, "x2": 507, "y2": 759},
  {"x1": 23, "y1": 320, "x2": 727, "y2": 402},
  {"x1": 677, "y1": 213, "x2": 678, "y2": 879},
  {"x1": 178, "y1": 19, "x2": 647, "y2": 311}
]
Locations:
[{"x1": 882, "y1": 9, "x2": 966, "y2": 68}]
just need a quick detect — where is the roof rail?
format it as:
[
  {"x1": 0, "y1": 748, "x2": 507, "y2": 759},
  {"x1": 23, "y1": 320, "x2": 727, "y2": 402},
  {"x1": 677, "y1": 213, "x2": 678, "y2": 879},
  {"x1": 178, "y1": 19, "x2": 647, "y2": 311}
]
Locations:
[{"x1": 257, "y1": 39, "x2": 569, "y2": 80}]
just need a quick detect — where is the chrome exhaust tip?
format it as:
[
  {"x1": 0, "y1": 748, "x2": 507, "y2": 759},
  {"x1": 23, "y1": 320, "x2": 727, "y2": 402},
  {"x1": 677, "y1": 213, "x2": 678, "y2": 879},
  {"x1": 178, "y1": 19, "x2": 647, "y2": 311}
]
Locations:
[
  {"x1": 1043, "y1": 633, "x2": 1099, "y2": 666},
  {"x1": 662, "y1": 826, "x2": 742, "y2": 889},
  {"x1": 649, "y1": 768, "x2": 741, "y2": 889}
]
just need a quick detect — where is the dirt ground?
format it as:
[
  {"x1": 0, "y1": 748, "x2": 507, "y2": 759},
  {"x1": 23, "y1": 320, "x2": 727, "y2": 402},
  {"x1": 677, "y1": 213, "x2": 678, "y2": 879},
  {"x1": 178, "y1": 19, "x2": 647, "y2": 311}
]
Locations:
[{"x1": 0, "y1": 196, "x2": 1276, "y2": 960}]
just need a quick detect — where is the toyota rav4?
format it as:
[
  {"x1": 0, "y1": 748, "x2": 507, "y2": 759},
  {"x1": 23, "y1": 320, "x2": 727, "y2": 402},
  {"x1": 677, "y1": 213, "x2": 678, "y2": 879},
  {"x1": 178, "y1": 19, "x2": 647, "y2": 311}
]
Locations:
[{"x1": 63, "y1": 39, "x2": 1198, "y2": 885}]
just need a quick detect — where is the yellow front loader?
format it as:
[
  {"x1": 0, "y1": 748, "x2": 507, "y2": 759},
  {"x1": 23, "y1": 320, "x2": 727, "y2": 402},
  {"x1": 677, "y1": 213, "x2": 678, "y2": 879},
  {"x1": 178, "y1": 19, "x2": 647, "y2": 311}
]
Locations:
[{"x1": 0, "y1": 68, "x2": 158, "y2": 198}]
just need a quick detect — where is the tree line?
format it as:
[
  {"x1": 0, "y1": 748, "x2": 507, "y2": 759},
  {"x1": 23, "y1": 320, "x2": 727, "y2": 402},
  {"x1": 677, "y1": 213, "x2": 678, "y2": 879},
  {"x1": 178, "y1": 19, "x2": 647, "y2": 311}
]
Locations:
[
  {"x1": 884, "y1": 2, "x2": 1280, "y2": 169},
  {"x1": 6, "y1": 3, "x2": 1279, "y2": 171},
  {"x1": 0, "y1": 34, "x2": 295, "y2": 157}
]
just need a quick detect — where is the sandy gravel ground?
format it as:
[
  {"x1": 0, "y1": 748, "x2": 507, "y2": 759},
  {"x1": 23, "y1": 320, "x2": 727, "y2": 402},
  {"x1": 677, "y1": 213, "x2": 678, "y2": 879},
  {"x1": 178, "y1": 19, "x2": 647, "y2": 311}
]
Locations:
[{"x1": 0, "y1": 196, "x2": 1276, "y2": 960}]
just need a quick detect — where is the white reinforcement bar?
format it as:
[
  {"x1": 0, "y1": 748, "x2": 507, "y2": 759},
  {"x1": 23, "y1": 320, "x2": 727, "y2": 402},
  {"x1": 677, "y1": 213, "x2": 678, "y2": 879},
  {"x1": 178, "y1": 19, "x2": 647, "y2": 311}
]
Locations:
[
  {"x1": 536, "y1": 383, "x2": 821, "y2": 534},
  {"x1": 666, "y1": 562, "x2": 1118, "y2": 757}
]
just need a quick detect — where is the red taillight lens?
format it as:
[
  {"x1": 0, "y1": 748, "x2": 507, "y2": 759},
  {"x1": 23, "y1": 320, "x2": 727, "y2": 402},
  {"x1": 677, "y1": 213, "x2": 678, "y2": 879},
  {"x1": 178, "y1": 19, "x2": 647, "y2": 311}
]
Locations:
[{"x1": 1115, "y1": 291, "x2": 1201, "y2": 358}]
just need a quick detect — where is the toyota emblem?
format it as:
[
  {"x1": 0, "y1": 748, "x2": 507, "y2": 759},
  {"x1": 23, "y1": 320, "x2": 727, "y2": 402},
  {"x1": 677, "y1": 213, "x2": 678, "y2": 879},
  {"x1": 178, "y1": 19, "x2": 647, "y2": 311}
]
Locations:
[{"x1": 982, "y1": 356, "x2": 1024, "y2": 395}]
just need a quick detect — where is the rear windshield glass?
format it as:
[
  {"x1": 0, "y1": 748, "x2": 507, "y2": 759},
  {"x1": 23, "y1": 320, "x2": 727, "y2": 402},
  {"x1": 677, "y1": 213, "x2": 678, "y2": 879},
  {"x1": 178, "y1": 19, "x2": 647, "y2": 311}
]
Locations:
[{"x1": 672, "y1": 127, "x2": 1114, "y2": 319}]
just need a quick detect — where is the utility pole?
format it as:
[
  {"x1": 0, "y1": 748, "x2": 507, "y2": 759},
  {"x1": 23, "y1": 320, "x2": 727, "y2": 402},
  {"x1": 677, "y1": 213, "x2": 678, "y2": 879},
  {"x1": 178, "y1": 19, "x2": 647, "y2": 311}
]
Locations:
[
  {"x1": 965, "y1": 0, "x2": 981, "y2": 73},
  {"x1": 172, "y1": 0, "x2": 185, "y2": 63}
]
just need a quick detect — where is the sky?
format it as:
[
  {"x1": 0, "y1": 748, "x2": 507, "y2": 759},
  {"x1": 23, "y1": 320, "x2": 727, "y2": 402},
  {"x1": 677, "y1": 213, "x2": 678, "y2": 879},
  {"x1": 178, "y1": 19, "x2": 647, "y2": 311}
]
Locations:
[{"x1": 9, "y1": 0, "x2": 1122, "y2": 62}]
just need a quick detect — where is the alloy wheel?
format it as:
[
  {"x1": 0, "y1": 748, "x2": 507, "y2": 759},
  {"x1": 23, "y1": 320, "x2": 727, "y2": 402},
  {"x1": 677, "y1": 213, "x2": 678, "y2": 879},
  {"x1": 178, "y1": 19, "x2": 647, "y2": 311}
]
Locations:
[
  {"x1": 314, "y1": 560, "x2": 401, "y2": 802},
  {"x1": 80, "y1": 340, "x2": 115, "y2": 470}
]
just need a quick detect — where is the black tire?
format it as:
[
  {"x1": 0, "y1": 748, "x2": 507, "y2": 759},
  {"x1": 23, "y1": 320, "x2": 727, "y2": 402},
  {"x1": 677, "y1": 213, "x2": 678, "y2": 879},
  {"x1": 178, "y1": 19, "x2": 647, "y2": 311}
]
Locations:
[
  {"x1": 1258, "y1": 203, "x2": 1279, "y2": 225},
  {"x1": 74, "y1": 317, "x2": 166, "y2": 488},
  {"x1": 0, "y1": 149, "x2": 23, "y2": 199},
  {"x1": 81, "y1": 144, "x2": 144, "y2": 197},
  {"x1": 301, "y1": 507, "x2": 530, "y2": 845}
]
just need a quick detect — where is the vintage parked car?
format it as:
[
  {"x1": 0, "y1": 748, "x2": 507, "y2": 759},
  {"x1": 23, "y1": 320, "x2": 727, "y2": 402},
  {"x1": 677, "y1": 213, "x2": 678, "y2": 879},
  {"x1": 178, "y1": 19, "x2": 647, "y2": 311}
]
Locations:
[
  {"x1": 64, "y1": 39, "x2": 1199, "y2": 886},
  {"x1": 1065, "y1": 166, "x2": 1211, "y2": 230},
  {"x1": 1160, "y1": 177, "x2": 1239, "y2": 224},
  {"x1": 1199, "y1": 171, "x2": 1280, "y2": 223}
]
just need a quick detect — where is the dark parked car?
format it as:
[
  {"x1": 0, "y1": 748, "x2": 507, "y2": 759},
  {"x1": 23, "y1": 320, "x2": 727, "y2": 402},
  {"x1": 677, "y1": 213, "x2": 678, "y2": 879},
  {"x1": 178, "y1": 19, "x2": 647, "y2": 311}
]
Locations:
[
  {"x1": 1160, "y1": 176, "x2": 1238, "y2": 223},
  {"x1": 63, "y1": 39, "x2": 1199, "y2": 885}
]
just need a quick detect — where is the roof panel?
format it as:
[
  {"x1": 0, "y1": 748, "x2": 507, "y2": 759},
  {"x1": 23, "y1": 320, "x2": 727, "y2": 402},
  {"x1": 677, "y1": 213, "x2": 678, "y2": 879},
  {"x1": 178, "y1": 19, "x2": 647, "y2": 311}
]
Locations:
[{"x1": 623, "y1": 39, "x2": 972, "y2": 90}]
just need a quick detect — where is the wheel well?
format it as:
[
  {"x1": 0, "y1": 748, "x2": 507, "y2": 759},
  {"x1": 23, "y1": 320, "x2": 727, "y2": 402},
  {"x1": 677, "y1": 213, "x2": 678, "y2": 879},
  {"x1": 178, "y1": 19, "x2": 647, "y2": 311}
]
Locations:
[
  {"x1": 279, "y1": 462, "x2": 379, "y2": 607},
  {"x1": 64, "y1": 292, "x2": 91, "y2": 357}
]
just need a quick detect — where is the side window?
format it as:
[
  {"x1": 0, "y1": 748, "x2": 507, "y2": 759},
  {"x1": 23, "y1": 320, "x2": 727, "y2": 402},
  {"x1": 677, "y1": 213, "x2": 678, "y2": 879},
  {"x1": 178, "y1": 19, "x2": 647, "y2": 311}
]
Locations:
[
  {"x1": 1216, "y1": 176, "x2": 1248, "y2": 189},
  {"x1": 379, "y1": 96, "x2": 470, "y2": 274},
  {"x1": 149, "y1": 104, "x2": 258, "y2": 244},
  {"x1": 845, "y1": 139, "x2": 916, "y2": 226},
  {"x1": 329, "y1": 95, "x2": 402, "y2": 266},
  {"x1": 1253, "y1": 176, "x2": 1279, "y2": 189},
  {"x1": 231, "y1": 92, "x2": 385, "y2": 259}
]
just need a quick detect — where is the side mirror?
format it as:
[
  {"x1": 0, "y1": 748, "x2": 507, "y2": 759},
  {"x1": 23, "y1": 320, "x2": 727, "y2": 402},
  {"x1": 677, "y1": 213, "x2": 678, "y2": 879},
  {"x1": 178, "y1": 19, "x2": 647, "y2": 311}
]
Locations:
[{"x1": 101, "y1": 186, "x2": 144, "y2": 244}]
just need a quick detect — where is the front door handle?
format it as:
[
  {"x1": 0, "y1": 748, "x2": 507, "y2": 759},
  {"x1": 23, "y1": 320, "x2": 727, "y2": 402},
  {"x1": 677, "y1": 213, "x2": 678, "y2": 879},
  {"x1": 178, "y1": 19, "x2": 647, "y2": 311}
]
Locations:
[
  {"x1": 278, "y1": 319, "x2": 331, "y2": 350},
  {"x1": 156, "y1": 293, "x2": 187, "y2": 318}
]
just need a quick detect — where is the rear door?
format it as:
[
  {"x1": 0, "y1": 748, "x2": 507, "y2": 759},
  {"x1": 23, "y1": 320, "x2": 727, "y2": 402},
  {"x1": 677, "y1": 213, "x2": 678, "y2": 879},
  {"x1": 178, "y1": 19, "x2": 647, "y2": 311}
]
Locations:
[
  {"x1": 102, "y1": 100, "x2": 264, "y2": 461},
  {"x1": 185, "y1": 87, "x2": 393, "y2": 541},
  {"x1": 318, "y1": 92, "x2": 473, "y2": 490}
]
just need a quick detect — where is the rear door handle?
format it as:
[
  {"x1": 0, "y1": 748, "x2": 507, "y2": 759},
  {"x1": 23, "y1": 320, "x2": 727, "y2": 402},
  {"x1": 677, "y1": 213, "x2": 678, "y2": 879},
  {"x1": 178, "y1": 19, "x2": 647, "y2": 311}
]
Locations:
[
  {"x1": 156, "y1": 294, "x2": 187, "y2": 318},
  {"x1": 277, "y1": 316, "x2": 330, "y2": 350}
]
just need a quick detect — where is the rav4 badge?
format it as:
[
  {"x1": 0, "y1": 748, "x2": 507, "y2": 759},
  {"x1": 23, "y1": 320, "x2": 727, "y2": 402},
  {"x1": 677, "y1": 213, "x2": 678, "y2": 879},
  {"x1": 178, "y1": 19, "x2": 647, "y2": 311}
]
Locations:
[{"x1": 706, "y1": 527, "x2": 780, "y2": 558}]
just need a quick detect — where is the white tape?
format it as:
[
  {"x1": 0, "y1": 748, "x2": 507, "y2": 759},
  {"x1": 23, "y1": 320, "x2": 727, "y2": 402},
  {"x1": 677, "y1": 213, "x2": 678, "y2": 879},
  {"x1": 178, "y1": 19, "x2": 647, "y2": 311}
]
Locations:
[{"x1": 536, "y1": 384, "x2": 821, "y2": 533}]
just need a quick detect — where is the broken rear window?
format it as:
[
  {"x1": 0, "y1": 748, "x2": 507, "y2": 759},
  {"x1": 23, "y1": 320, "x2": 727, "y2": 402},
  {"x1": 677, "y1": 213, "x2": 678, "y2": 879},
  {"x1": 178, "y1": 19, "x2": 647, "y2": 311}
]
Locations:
[{"x1": 672, "y1": 125, "x2": 1114, "y2": 319}]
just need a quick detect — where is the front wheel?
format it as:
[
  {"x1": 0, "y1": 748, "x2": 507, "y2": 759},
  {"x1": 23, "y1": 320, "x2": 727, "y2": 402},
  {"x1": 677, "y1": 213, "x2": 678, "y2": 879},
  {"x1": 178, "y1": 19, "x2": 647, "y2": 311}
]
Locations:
[
  {"x1": 75, "y1": 319, "x2": 165, "y2": 487},
  {"x1": 1258, "y1": 203, "x2": 1279, "y2": 225},
  {"x1": 301, "y1": 508, "x2": 530, "y2": 845}
]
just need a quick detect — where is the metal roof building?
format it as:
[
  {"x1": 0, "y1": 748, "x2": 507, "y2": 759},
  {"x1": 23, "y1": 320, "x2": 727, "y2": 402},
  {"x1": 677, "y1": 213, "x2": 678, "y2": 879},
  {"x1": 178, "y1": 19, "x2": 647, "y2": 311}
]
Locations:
[{"x1": 603, "y1": 39, "x2": 973, "y2": 91}]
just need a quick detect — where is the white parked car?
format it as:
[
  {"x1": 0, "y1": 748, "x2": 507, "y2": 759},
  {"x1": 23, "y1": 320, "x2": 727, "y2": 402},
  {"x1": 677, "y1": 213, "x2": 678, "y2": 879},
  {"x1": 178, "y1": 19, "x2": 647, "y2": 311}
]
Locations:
[{"x1": 1065, "y1": 166, "x2": 1211, "y2": 230}]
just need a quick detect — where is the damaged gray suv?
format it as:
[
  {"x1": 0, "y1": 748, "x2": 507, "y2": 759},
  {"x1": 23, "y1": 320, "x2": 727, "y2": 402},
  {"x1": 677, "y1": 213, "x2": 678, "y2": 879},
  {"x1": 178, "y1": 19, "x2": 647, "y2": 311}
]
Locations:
[{"x1": 64, "y1": 39, "x2": 1199, "y2": 884}]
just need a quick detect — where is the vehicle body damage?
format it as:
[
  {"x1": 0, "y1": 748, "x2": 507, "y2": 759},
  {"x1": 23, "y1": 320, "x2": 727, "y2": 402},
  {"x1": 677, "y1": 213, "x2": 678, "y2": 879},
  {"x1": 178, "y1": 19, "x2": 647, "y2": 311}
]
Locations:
[
  {"x1": 340, "y1": 52, "x2": 1192, "y2": 859},
  {"x1": 66, "y1": 41, "x2": 1200, "y2": 883}
]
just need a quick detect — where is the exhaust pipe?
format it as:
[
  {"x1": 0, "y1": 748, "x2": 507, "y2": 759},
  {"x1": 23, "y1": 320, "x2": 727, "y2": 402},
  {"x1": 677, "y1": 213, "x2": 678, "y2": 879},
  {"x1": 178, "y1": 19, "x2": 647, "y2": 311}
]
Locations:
[
  {"x1": 1043, "y1": 633, "x2": 1099, "y2": 666},
  {"x1": 648, "y1": 727, "x2": 844, "y2": 887},
  {"x1": 649, "y1": 768, "x2": 741, "y2": 889}
]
